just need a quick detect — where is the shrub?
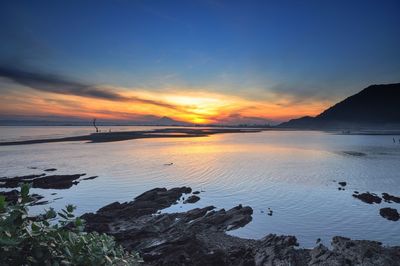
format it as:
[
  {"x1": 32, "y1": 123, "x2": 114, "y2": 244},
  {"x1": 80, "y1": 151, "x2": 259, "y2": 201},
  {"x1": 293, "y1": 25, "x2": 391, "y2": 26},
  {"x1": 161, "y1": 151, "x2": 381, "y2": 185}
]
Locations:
[{"x1": 0, "y1": 184, "x2": 142, "y2": 265}]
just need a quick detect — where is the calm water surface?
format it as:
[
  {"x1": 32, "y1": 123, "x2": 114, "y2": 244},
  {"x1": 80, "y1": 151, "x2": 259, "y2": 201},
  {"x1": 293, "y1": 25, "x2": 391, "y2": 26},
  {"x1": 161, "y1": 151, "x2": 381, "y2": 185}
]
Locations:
[{"x1": 1, "y1": 126, "x2": 400, "y2": 247}]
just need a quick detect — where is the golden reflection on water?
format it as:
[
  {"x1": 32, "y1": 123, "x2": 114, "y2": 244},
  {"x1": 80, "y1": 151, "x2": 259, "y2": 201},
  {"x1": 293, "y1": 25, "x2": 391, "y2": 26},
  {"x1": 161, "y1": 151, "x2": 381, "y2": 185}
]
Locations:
[{"x1": 139, "y1": 132, "x2": 325, "y2": 157}]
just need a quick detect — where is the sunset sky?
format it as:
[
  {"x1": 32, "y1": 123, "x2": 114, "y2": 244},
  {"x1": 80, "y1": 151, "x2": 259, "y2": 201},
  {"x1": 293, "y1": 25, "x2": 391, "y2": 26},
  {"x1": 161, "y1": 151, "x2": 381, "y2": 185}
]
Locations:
[{"x1": 0, "y1": 0, "x2": 399, "y2": 125}]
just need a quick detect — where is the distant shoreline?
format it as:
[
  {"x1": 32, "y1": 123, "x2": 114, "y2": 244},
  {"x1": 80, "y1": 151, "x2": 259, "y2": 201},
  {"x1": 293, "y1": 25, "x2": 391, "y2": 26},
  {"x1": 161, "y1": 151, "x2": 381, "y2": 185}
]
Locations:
[
  {"x1": 1, "y1": 127, "x2": 400, "y2": 146},
  {"x1": 0, "y1": 127, "x2": 262, "y2": 146}
]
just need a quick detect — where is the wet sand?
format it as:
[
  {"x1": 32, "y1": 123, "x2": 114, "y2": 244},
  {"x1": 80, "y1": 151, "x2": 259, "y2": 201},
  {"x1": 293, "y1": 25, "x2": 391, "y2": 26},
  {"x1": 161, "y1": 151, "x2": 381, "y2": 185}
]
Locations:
[{"x1": 0, "y1": 127, "x2": 262, "y2": 146}]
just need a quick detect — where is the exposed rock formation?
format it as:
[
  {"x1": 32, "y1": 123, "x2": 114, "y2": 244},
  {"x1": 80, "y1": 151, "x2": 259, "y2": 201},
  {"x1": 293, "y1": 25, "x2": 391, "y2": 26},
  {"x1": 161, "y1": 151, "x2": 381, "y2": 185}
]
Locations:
[
  {"x1": 82, "y1": 187, "x2": 400, "y2": 265},
  {"x1": 352, "y1": 192, "x2": 382, "y2": 204},
  {"x1": 184, "y1": 195, "x2": 200, "y2": 204},
  {"x1": 380, "y1": 208, "x2": 400, "y2": 221},
  {"x1": 382, "y1": 193, "x2": 400, "y2": 203},
  {"x1": 0, "y1": 189, "x2": 44, "y2": 205},
  {"x1": 0, "y1": 173, "x2": 86, "y2": 189}
]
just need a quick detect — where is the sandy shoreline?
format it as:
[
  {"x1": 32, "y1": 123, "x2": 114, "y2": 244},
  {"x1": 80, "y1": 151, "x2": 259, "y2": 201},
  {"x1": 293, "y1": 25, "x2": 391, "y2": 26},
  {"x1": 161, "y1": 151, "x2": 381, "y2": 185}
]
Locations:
[
  {"x1": 2, "y1": 126, "x2": 400, "y2": 146},
  {"x1": 0, "y1": 127, "x2": 262, "y2": 146}
]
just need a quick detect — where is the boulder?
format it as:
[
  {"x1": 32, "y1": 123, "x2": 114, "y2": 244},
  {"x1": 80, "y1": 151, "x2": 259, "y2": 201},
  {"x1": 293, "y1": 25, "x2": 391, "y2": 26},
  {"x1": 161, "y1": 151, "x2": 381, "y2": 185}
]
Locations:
[
  {"x1": 353, "y1": 192, "x2": 382, "y2": 204},
  {"x1": 380, "y1": 208, "x2": 400, "y2": 221}
]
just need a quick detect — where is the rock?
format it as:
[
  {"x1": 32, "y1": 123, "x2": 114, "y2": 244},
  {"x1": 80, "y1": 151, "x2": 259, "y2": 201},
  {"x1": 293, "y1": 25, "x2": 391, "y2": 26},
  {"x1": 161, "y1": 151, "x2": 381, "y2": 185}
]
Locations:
[
  {"x1": 382, "y1": 193, "x2": 400, "y2": 203},
  {"x1": 0, "y1": 190, "x2": 44, "y2": 205},
  {"x1": 33, "y1": 200, "x2": 49, "y2": 206},
  {"x1": 0, "y1": 174, "x2": 45, "y2": 187},
  {"x1": 353, "y1": 192, "x2": 382, "y2": 204},
  {"x1": 32, "y1": 174, "x2": 85, "y2": 189},
  {"x1": 343, "y1": 151, "x2": 367, "y2": 156},
  {"x1": 0, "y1": 173, "x2": 85, "y2": 189},
  {"x1": 193, "y1": 191, "x2": 200, "y2": 194},
  {"x1": 380, "y1": 208, "x2": 400, "y2": 221},
  {"x1": 254, "y1": 234, "x2": 307, "y2": 265},
  {"x1": 82, "y1": 187, "x2": 193, "y2": 233},
  {"x1": 338, "y1": 181, "x2": 347, "y2": 187},
  {"x1": 184, "y1": 195, "x2": 200, "y2": 204},
  {"x1": 308, "y1": 236, "x2": 400, "y2": 265},
  {"x1": 82, "y1": 187, "x2": 254, "y2": 264},
  {"x1": 0, "y1": 189, "x2": 20, "y2": 203},
  {"x1": 44, "y1": 168, "x2": 57, "y2": 172},
  {"x1": 82, "y1": 175, "x2": 98, "y2": 181},
  {"x1": 82, "y1": 186, "x2": 400, "y2": 266}
]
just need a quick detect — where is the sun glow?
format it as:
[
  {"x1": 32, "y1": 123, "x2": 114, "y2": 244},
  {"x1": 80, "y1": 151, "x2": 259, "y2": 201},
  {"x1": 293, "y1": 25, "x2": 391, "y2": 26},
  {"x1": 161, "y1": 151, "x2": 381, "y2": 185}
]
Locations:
[{"x1": 0, "y1": 84, "x2": 331, "y2": 125}]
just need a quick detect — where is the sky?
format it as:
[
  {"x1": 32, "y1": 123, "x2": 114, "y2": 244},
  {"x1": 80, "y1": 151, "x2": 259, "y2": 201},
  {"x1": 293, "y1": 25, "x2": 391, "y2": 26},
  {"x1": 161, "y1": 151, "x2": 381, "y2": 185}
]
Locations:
[{"x1": 0, "y1": 0, "x2": 399, "y2": 125}]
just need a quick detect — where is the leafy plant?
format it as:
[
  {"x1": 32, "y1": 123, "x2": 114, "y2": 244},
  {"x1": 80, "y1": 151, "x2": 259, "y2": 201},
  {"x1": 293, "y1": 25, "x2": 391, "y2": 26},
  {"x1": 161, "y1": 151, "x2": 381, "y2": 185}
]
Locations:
[{"x1": 0, "y1": 184, "x2": 142, "y2": 265}]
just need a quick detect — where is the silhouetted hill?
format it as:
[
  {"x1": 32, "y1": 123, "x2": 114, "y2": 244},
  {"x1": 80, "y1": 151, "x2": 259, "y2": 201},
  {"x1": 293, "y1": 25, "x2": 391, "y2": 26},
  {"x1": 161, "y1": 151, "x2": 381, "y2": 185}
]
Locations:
[
  {"x1": 279, "y1": 83, "x2": 400, "y2": 129},
  {"x1": 148, "y1": 116, "x2": 192, "y2": 126}
]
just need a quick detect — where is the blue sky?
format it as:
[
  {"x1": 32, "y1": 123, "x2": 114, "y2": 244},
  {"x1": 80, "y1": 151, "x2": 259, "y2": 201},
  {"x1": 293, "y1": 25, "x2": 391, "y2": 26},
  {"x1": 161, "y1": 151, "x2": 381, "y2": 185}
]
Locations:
[{"x1": 0, "y1": 0, "x2": 399, "y2": 123}]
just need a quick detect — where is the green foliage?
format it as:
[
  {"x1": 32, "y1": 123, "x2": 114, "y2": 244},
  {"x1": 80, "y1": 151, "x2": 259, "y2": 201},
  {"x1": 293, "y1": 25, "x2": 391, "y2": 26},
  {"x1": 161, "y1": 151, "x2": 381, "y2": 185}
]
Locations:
[{"x1": 0, "y1": 184, "x2": 142, "y2": 265}]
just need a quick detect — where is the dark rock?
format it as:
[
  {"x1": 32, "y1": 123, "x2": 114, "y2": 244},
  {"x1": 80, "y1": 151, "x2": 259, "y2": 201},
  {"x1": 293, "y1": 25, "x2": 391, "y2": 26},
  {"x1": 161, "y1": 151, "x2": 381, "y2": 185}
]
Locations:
[
  {"x1": 0, "y1": 174, "x2": 46, "y2": 187},
  {"x1": 382, "y1": 193, "x2": 400, "y2": 203},
  {"x1": 354, "y1": 191, "x2": 359, "y2": 194},
  {"x1": 82, "y1": 186, "x2": 400, "y2": 266},
  {"x1": 193, "y1": 191, "x2": 200, "y2": 195},
  {"x1": 0, "y1": 190, "x2": 44, "y2": 205},
  {"x1": 353, "y1": 192, "x2": 382, "y2": 204},
  {"x1": 0, "y1": 189, "x2": 20, "y2": 203},
  {"x1": 343, "y1": 151, "x2": 366, "y2": 156},
  {"x1": 32, "y1": 174, "x2": 85, "y2": 189},
  {"x1": 82, "y1": 187, "x2": 192, "y2": 233},
  {"x1": 44, "y1": 168, "x2": 57, "y2": 172},
  {"x1": 0, "y1": 173, "x2": 85, "y2": 189},
  {"x1": 308, "y1": 236, "x2": 400, "y2": 265},
  {"x1": 254, "y1": 234, "x2": 307, "y2": 265},
  {"x1": 338, "y1": 181, "x2": 347, "y2": 187},
  {"x1": 184, "y1": 195, "x2": 200, "y2": 204},
  {"x1": 82, "y1": 175, "x2": 98, "y2": 181},
  {"x1": 32, "y1": 200, "x2": 49, "y2": 206},
  {"x1": 380, "y1": 208, "x2": 400, "y2": 221},
  {"x1": 83, "y1": 187, "x2": 254, "y2": 265}
]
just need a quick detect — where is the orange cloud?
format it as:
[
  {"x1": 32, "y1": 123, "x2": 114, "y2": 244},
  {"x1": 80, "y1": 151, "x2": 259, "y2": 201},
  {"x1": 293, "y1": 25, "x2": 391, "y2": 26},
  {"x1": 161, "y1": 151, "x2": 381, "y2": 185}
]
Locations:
[
  {"x1": 0, "y1": 83, "x2": 331, "y2": 124},
  {"x1": 0, "y1": 67, "x2": 333, "y2": 124}
]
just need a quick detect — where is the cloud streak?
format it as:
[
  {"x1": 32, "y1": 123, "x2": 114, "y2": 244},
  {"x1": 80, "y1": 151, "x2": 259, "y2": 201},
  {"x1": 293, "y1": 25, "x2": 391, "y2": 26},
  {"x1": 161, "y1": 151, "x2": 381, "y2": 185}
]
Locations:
[{"x1": 0, "y1": 66, "x2": 179, "y2": 110}]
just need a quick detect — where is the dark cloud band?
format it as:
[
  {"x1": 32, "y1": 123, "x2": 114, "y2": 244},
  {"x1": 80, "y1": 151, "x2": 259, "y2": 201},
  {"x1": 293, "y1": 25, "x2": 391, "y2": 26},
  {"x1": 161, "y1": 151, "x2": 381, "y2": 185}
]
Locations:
[{"x1": 0, "y1": 66, "x2": 178, "y2": 110}]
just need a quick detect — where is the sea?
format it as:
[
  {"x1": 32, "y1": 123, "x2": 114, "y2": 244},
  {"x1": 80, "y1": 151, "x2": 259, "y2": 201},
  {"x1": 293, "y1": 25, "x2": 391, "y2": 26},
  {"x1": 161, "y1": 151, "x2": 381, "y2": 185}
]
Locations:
[{"x1": 1, "y1": 126, "x2": 400, "y2": 247}]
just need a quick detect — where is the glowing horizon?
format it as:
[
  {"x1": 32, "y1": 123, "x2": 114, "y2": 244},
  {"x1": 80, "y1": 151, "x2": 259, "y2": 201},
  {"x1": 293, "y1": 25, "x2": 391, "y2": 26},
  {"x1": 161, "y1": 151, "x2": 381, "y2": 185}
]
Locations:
[
  {"x1": 0, "y1": 1, "x2": 399, "y2": 125},
  {"x1": 0, "y1": 79, "x2": 332, "y2": 124}
]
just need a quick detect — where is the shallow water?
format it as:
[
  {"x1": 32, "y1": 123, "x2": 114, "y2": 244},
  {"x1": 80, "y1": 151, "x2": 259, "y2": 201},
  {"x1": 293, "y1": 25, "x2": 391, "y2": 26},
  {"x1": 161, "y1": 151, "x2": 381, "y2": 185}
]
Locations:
[{"x1": 1, "y1": 126, "x2": 400, "y2": 247}]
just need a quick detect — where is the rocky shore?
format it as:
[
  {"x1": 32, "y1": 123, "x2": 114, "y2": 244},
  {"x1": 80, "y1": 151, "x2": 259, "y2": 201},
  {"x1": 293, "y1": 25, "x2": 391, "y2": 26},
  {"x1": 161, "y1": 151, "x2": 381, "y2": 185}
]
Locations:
[{"x1": 82, "y1": 187, "x2": 400, "y2": 266}]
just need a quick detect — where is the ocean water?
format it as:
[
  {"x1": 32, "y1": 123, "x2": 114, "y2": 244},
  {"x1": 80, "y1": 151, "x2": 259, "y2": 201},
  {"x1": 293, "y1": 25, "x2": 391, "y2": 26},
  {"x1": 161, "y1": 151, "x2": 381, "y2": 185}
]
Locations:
[{"x1": 1, "y1": 126, "x2": 400, "y2": 248}]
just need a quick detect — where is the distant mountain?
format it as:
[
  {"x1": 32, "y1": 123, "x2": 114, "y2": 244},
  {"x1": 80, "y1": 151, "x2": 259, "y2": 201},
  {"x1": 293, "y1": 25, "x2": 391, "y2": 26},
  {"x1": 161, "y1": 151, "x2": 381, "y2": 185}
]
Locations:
[
  {"x1": 0, "y1": 115, "x2": 191, "y2": 126},
  {"x1": 148, "y1": 116, "x2": 192, "y2": 126},
  {"x1": 279, "y1": 83, "x2": 400, "y2": 129}
]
